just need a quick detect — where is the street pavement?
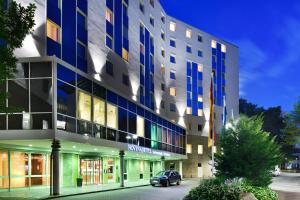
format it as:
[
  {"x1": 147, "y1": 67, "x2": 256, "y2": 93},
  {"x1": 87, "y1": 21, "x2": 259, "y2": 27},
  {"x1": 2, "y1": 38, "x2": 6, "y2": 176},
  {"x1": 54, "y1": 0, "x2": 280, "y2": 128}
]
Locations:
[
  {"x1": 56, "y1": 179, "x2": 200, "y2": 200},
  {"x1": 270, "y1": 172, "x2": 300, "y2": 200}
]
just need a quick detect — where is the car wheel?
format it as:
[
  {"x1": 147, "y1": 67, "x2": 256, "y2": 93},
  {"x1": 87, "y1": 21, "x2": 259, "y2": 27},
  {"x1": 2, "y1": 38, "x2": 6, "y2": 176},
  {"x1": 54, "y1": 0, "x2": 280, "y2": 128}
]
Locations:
[
  {"x1": 165, "y1": 180, "x2": 170, "y2": 187},
  {"x1": 176, "y1": 180, "x2": 181, "y2": 185},
  {"x1": 151, "y1": 184, "x2": 155, "y2": 187}
]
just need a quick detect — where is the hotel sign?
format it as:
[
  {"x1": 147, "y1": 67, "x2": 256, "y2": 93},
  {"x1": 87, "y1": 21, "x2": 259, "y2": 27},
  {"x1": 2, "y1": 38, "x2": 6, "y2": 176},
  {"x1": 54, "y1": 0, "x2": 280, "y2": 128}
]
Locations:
[{"x1": 127, "y1": 144, "x2": 170, "y2": 157}]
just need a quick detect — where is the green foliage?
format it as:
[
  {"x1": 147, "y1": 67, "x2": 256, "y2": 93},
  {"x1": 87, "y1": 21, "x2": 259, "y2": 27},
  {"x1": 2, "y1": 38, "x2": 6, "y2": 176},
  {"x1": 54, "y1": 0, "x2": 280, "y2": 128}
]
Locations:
[
  {"x1": 241, "y1": 182, "x2": 278, "y2": 200},
  {"x1": 183, "y1": 178, "x2": 241, "y2": 200},
  {"x1": 0, "y1": 0, "x2": 36, "y2": 113},
  {"x1": 215, "y1": 115, "x2": 283, "y2": 187}
]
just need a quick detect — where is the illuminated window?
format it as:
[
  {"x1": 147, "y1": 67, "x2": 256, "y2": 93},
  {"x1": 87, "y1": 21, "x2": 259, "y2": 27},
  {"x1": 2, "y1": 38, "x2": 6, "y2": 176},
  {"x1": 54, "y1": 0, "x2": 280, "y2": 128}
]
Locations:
[
  {"x1": 186, "y1": 29, "x2": 192, "y2": 38},
  {"x1": 137, "y1": 115, "x2": 144, "y2": 137},
  {"x1": 161, "y1": 64, "x2": 165, "y2": 75},
  {"x1": 169, "y1": 87, "x2": 176, "y2": 96},
  {"x1": 198, "y1": 64, "x2": 203, "y2": 72},
  {"x1": 105, "y1": 8, "x2": 113, "y2": 24},
  {"x1": 198, "y1": 109, "x2": 203, "y2": 117},
  {"x1": 107, "y1": 103, "x2": 117, "y2": 129},
  {"x1": 187, "y1": 144, "x2": 192, "y2": 154},
  {"x1": 122, "y1": 48, "x2": 129, "y2": 61},
  {"x1": 170, "y1": 21, "x2": 176, "y2": 32},
  {"x1": 78, "y1": 91, "x2": 92, "y2": 121},
  {"x1": 93, "y1": 97, "x2": 105, "y2": 125},
  {"x1": 213, "y1": 146, "x2": 217, "y2": 153},
  {"x1": 211, "y1": 40, "x2": 217, "y2": 48},
  {"x1": 198, "y1": 95, "x2": 203, "y2": 102},
  {"x1": 186, "y1": 107, "x2": 192, "y2": 114},
  {"x1": 221, "y1": 44, "x2": 227, "y2": 53},
  {"x1": 47, "y1": 20, "x2": 60, "y2": 43},
  {"x1": 140, "y1": 160, "x2": 144, "y2": 179},
  {"x1": 198, "y1": 145, "x2": 203, "y2": 154}
]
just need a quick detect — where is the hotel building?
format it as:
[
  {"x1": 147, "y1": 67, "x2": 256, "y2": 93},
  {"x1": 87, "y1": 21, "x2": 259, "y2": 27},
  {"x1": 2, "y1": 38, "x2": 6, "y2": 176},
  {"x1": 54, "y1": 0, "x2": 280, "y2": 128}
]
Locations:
[{"x1": 0, "y1": 0, "x2": 238, "y2": 195}]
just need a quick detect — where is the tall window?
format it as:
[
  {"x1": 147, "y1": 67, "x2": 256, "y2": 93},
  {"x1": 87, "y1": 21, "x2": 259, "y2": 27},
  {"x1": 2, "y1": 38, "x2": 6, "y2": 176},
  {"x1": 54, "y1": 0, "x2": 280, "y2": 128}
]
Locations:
[
  {"x1": 105, "y1": 8, "x2": 113, "y2": 24},
  {"x1": 211, "y1": 40, "x2": 217, "y2": 48},
  {"x1": 221, "y1": 44, "x2": 227, "y2": 53},
  {"x1": 198, "y1": 145, "x2": 203, "y2": 154},
  {"x1": 169, "y1": 87, "x2": 176, "y2": 96},
  {"x1": 170, "y1": 70, "x2": 176, "y2": 80},
  {"x1": 122, "y1": 48, "x2": 129, "y2": 61},
  {"x1": 78, "y1": 91, "x2": 92, "y2": 121},
  {"x1": 170, "y1": 55, "x2": 176, "y2": 63},
  {"x1": 198, "y1": 64, "x2": 203, "y2": 72},
  {"x1": 198, "y1": 109, "x2": 203, "y2": 117},
  {"x1": 170, "y1": 21, "x2": 176, "y2": 32},
  {"x1": 187, "y1": 144, "x2": 192, "y2": 154},
  {"x1": 137, "y1": 115, "x2": 145, "y2": 137},
  {"x1": 46, "y1": 20, "x2": 60, "y2": 42},
  {"x1": 93, "y1": 97, "x2": 105, "y2": 125},
  {"x1": 186, "y1": 29, "x2": 192, "y2": 38},
  {"x1": 186, "y1": 107, "x2": 192, "y2": 114},
  {"x1": 107, "y1": 103, "x2": 117, "y2": 129}
]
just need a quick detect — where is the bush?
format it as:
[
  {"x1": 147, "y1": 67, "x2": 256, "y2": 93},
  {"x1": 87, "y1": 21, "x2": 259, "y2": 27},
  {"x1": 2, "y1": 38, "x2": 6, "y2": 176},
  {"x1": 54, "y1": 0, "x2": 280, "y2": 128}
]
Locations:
[
  {"x1": 241, "y1": 183, "x2": 278, "y2": 200},
  {"x1": 183, "y1": 178, "x2": 241, "y2": 200}
]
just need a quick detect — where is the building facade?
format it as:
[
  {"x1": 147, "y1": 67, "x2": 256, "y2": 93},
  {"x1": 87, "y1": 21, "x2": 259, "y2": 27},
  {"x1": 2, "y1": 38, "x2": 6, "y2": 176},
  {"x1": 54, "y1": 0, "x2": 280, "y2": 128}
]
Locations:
[{"x1": 0, "y1": 0, "x2": 238, "y2": 195}]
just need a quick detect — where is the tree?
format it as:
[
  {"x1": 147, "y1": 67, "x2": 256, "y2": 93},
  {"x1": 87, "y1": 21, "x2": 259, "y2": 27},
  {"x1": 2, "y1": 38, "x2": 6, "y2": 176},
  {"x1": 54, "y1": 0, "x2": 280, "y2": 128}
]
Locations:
[
  {"x1": 215, "y1": 115, "x2": 283, "y2": 187},
  {"x1": 0, "y1": 0, "x2": 36, "y2": 113}
]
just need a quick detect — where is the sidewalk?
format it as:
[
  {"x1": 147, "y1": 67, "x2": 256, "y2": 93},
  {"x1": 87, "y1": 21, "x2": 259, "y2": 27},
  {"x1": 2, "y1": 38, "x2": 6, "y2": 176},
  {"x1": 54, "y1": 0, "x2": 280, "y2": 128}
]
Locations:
[{"x1": 0, "y1": 180, "x2": 150, "y2": 200}]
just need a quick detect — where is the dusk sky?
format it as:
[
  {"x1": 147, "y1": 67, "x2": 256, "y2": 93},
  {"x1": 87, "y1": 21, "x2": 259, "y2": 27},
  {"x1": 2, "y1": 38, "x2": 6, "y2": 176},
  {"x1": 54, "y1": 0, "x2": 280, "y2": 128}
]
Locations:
[{"x1": 160, "y1": 0, "x2": 300, "y2": 111}]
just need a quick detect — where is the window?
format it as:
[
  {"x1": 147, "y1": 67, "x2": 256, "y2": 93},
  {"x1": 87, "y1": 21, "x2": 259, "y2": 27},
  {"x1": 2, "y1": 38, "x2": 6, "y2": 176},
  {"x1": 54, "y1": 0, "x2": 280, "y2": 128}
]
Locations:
[
  {"x1": 170, "y1": 103, "x2": 176, "y2": 112},
  {"x1": 161, "y1": 30, "x2": 165, "y2": 40},
  {"x1": 186, "y1": 107, "x2": 192, "y2": 115},
  {"x1": 93, "y1": 97, "x2": 105, "y2": 125},
  {"x1": 198, "y1": 124, "x2": 202, "y2": 132},
  {"x1": 221, "y1": 44, "x2": 227, "y2": 53},
  {"x1": 160, "y1": 100, "x2": 165, "y2": 109},
  {"x1": 198, "y1": 95, "x2": 203, "y2": 102},
  {"x1": 186, "y1": 45, "x2": 192, "y2": 53},
  {"x1": 211, "y1": 40, "x2": 217, "y2": 48},
  {"x1": 186, "y1": 29, "x2": 192, "y2": 38},
  {"x1": 213, "y1": 146, "x2": 217, "y2": 153},
  {"x1": 161, "y1": 64, "x2": 165, "y2": 75},
  {"x1": 169, "y1": 87, "x2": 176, "y2": 96},
  {"x1": 161, "y1": 48, "x2": 165, "y2": 57},
  {"x1": 150, "y1": 0, "x2": 154, "y2": 7},
  {"x1": 105, "y1": 60, "x2": 114, "y2": 76},
  {"x1": 170, "y1": 38, "x2": 176, "y2": 47},
  {"x1": 170, "y1": 55, "x2": 176, "y2": 63},
  {"x1": 187, "y1": 144, "x2": 192, "y2": 154},
  {"x1": 198, "y1": 145, "x2": 203, "y2": 154},
  {"x1": 140, "y1": 44, "x2": 144, "y2": 54},
  {"x1": 137, "y1": 115, "x2": 144, "y2": 137},
  {"x1": 161, "y1": 83, "x2": 165, "y2": 91},
  {"x1": 140, "y1": 64, "x2": 144, "y2": 75},
  {"x1": 122, "y1": 74, "x2": 129, "y2": 86},
  {"x1": 198, "y1": 34, "x2": 203, "y2": 42},
  {"x1": 198, "y1": 109, "x2": 203, "y2": 117},
  {"x1": 150, "y1": 16, "x2": 154, "y2": 26},
  {"x1": 170, "y1": 21, "x2": 176, "y2": 32},
  {"x1": 161, "y1": 13, "x2": 165, "y2": 23},
  {"x1": 122, "y1": 48, "x2": 129, "y2": 61},
  {"x1": 140, "y1": 86, "x2": 144, "y2": 97},
  {"x1": 170, "y1": 70, "x2": 176, "y2": 80},
  {"x1": 139, "y1": 0, "x2": 144, "y2": 13},
  {"x1": 78, "y1": 91, "x2": 92, "y2": 121},
  {"x1": 107, "y1": 103, "x2": 117, "y2": 129},
  {"x1": 46, "y1": 20, "x2": 60, "y2": 42},
  {"x1": 198, "y1": 64, "x2": 203, "y2": 72},
  {"x1": 139, "y1": 160, "x2": 144, "y2": 179},
  {"x1": 198, "y1": 50, "x2": 203, "y2": 57},
  {"x1": 106, "y1": 35, "x2": 113, "y2": 49},
  {"x1": 105, "y1": 8, "x2": 113, "y2": 24}
]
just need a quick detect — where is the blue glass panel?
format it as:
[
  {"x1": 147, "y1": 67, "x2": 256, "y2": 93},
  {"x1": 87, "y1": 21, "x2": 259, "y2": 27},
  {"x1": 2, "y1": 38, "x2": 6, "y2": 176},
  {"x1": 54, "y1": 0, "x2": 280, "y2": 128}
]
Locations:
[
  {"x1": 145, "y1": 110, "x2": 151, "y2": 120},
  {"x1": 106, "y1": 36, "x2": 113, "y2": 49},
  {"x1": 170, "y1": 71, "x2": 176, "y2": 79},
  {"x1": 107, "y1": 90, "x2": 118, "y2": 104},
  {"x1": 77, "y1": 74, "x2": 92, "y2": 93},
  {"x1": 192, "y1": 62, "x2": 198, "y2": 116},
  {"x1": 77, "y1": 0, "x2": 87, "y2": 14},
  {"x1": 123, "y1": 38, "x2": 129, "y2": 51},
  {"x1": 114, "y1": 0, "x2": 123, "y2": 57},
  {"x1": 140, "y1": 96, "x2": 144, "y2": 105},
  {"x1": 145, "y1": 120, "x2": 151, "y2": 139},
  {"x1": 198, "y1": 50, "x2": 203, "y2": 57},
  {"x1": 57, "y1": 64, "x2": 75, "y2": 85},
  {"x1": 118, "y1": 107, "x2": 128, "y2": 131},
  {"x1": 47, "y1": 0, "x2": 61, "y2": 25},
  {"x1": 170, "y1": 55, "x2": 175, "y2": 63},
  {"x1": 106, "y1": 21, "x2": 114, "y2": 37},
  {"x1": 93, "y1": 83, "x2": 106, "y2": 99},
  {"x1": 128, "y1": 101, "x2": 137, "y2": 113},
  {"x1": 198, "y1": 72, "x2": 203, "y2": 80},
  {"x1": 77, "y1": 12, "x2": 87, "y2": 43},
  {"x1": 186, "y1": 46, "x2": 191, "y2": 53},
  {"x1": 137, "y1": 106, "x2": 144, "y2": 117},
  {"x1": 212, "y1": 48, "x2": 216, "y2": 55},
  {"x1": 151, "y1": 113, "x2": 157, "y2": 123},
  {"x1": 118, "y1": 96, "x2": 127, "y2": 109},
  {"x1": 47, "y1": 38, "x2": 61, "y2": 58},
  {"x1": 77, "y1": 42, "x2": 86, "y2": 59},
  {"x1": 106, "y1": 0, "x2": 113, "y2": 10},
  {"x1": 140, "y1": 53, "x2": 145, "y2": 65},
  {"x1": 144, "y1": 29, "x2": 150, "y2": 108}
]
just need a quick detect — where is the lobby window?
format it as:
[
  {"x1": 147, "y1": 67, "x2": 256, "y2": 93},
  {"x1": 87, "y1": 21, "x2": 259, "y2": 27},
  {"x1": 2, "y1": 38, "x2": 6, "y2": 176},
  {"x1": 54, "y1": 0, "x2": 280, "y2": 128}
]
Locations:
[
  {"x1": 170, "y1": 38, "x2": 176, "y2": 47},
  {"x1": 150, "y1": 15, "x2": 154, "y2": 26},
  {"x1": 170, "y1": 55, "x2": 176, "y2": 64},
  {"x1": 198, "y1": 109, "x2": 203, "y2": 117},
  {"x1": 211, "y1": 40, "x2": 217, "y2": 48},
  {"x1": 186, "y1": 45, "x2": 192, "y2": 53},
  {"x1": 105, "y1": 60, "x2": 114, "y2": 76},
  {"x1": 107, "y1": 103, "x2": 117, "y2": 129},
  {"x1": 77, "y1": 91, "x2": 92, "y2": 121},
  {"x1": 150, "y1": 0, "x2": 154, "y2": 7},
  {"x1": 170, "y1": 70, "x2": 176, "y2": 80},
  {"x1": 198, "y1": 64, "x2": 203, "y2": 72},
  {"x1": 137, "y1": 115, "x2": 144, "y2": 137},
  {"x1": 186, "y1": 29, "x2": 192, "y2": 38},
  {"x1": 221, "y1": 44, "x2": 227, "y2": 53},
  {"x1": 169, "y1": 87, "x2": 176, "y2": 96},
  {"x1": 187, "y1": 144, "x2": 192, "y2": 154},
  {"x1": 170, "y1": 103, "x2": 176, "y2": 112},
  {"x1": 198, "y1": 145, "x2": 203, "y2": 154},
  {"x1": 122, "y1": 48, "x2": 129, "y2": 61},
  {"x1": 198, "y1": 50, "x2": 203, "y2": 57},
  {"x1": 105, "y1": 8, "x2": 113, "y2": 24},
  {"x1": 93, "y1": 97, "x2": 105, "y2": 125},
  {"x1": 198, "y1": 34, "x2": 203, "y2": 42},
  {"x1": 186, "y1": 107, "x2": 192, "y2": 115},
  {"x1": 161, "y1": 30, "x2": 165, "y2": 40},
  {"x1": 122, "y1": 74, "x2": 129, "y2": 86},
  {"x1": 46, "y1": 20, "x2": 60, "y2": 43},
  {"x1": 139, "y1": 0, "x2": 144, "y2": 13},
  {"x1": 170, "y1": 21, "x2": 176, "y2": 32}
]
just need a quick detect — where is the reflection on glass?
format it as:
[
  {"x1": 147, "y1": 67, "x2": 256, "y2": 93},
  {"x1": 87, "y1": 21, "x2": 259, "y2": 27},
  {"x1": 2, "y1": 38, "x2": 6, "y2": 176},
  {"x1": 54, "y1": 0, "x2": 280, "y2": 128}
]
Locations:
[
  {"x1": 77, "y1": 91, "x2": 91, "y2": 121},
  {"x1": 11, "y1": 152, "x2": 29, "y2": 188},
  {"x1": 93, "y1": 97, "x2": 105, "y2": 125},
  {"x1": 107, "y1": 103, "x2": 117, "y2": 129},
  {"x1": 30, "y1": 62, "x2": 52, "y2": 78},
  {"x1": 8, "y1": 80, "x2": 29, "y2": 111},
  {"x1": 30, "y1": 79, "x2": 52, "y2": 112},
  {"x1": 57, "y1": 81, "x2": 76, "y2": 117},
  {"x1": 15, "y1": 63, "x2": 29, "y2": 78}
]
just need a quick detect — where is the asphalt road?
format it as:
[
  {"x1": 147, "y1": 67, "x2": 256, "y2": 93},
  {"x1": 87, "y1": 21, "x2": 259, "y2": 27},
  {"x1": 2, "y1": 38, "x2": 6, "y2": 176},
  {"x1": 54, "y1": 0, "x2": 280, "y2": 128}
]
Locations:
[
  {"x1": 270, "y1": 172, "x2": 300, "y2": 200},
  {"x1": 56, "y1": 179, "x2": 200, "y2": 200}
]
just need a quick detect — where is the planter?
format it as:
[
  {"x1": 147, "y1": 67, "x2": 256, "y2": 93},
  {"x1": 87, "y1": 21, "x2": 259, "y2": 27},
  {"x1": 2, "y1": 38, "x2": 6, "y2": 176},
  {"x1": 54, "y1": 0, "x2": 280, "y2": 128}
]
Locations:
[{"x1": 76, "y1": 178, "x2": 83, "y2": 187}]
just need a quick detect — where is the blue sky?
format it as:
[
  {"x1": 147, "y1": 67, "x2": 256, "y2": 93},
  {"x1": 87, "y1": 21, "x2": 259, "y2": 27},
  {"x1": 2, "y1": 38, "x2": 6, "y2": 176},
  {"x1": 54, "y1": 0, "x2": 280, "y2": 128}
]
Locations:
[{"x1": 160, "y1": 0, "x2": 300, "y2": 111}]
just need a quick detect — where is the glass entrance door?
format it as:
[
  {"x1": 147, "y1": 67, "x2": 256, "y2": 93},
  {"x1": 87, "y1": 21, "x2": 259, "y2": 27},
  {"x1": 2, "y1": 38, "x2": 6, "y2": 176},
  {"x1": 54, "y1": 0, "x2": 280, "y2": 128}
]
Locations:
[{"x1": 80, "y1": 159, "x2": 102, "y2": 185}]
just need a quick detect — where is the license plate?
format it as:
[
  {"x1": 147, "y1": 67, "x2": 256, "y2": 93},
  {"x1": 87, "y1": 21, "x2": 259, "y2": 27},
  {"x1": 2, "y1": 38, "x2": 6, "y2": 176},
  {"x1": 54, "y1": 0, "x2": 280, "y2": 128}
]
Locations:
[{"x1": 152, "y1": 180, "x2": 158, "y2": 183}]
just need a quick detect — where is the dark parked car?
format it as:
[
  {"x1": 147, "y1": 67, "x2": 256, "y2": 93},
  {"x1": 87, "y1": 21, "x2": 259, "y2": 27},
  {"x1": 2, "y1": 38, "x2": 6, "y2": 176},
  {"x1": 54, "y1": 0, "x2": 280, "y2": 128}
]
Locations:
[{"x1": 150, "y1": 170, "x2": 181, "y2": 187}]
